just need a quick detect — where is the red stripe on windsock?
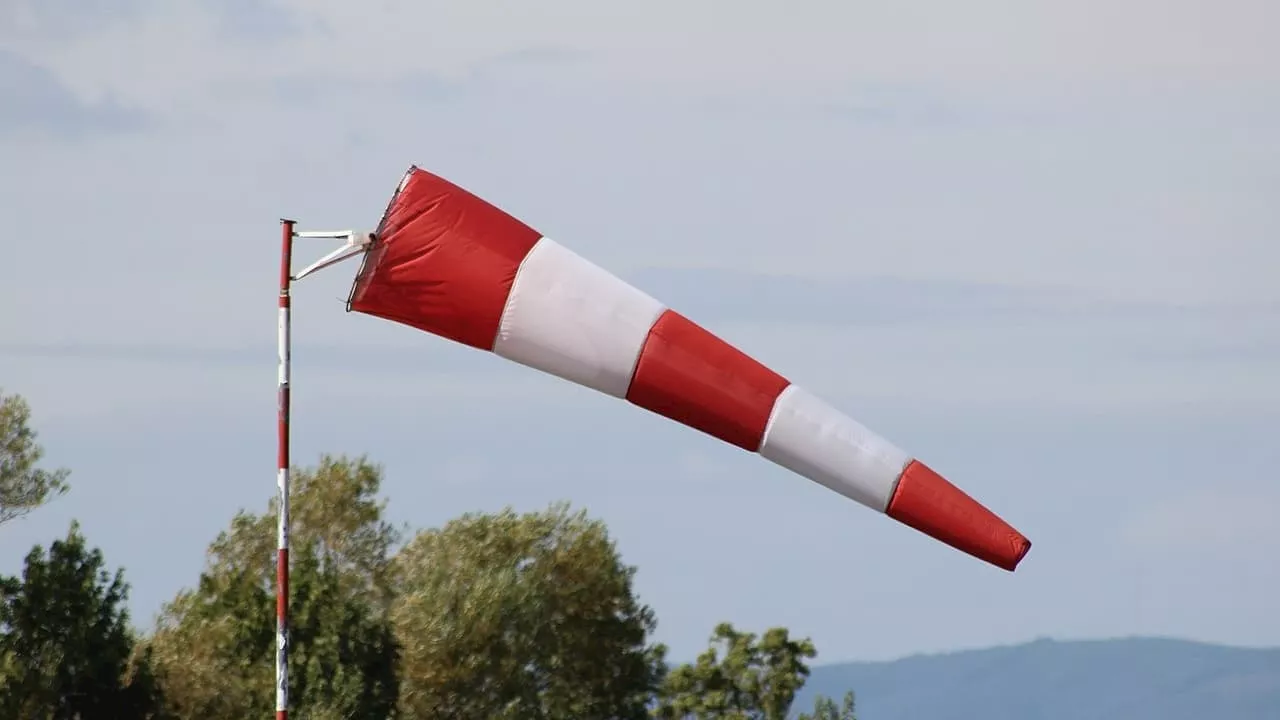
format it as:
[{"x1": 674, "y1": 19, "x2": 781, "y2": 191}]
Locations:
[
  {"x1": 886, "y1": 460, "x2": 1032, "y2": 571},
  {"x1": 626, "y1": 310, "x2": 791, "y2": 451},
  {"x1": 349, "y1": 168, "x2": 541, "y2": 350}
]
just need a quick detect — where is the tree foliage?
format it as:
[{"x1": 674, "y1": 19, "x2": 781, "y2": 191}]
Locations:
[
  {"x1": 654, "y1": 622, "x2": 818, "y2": 720},
  {"x1": 796, "y1": 690, "x2": 857, "y2": 720},
  {"x1": 193, "y1": 453, "x2": 402, "y2": 606},
  {"x1": 0, "y1": 389, "x2": 70, "y2": 525},
  {"x1": 392, "y1": 502, "x2": 667, "y2": 719},
  {"x1": 146, "y1": 455, "x2": 400, "y2": 719},
  {"x1": 0, "y1": 521, "x2": 163, "y2": 719},
  {"x1": 0, "y1": 438, "x2": 862, "y2": 719}
]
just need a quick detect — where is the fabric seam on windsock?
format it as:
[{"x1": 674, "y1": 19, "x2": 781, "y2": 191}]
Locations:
[
  {"x1": 344, "y1": 165, "x2": 1032, "y2": 571},
  {"x1": 757, "y1": 384, "x2": 787, "y2": 453},
  {"x1": 494, "y1": 234, "x2": 541, "y2": 340}
]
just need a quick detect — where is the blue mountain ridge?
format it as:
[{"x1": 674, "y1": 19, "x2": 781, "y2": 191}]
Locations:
[{"x1": 790, "y1": 637, "x2": 1280, "y2": 720}]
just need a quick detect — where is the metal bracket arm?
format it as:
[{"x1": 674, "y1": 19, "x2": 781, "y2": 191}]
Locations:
[{"x1": 291, "y1": 230, "x2": 375, "y2": 281}]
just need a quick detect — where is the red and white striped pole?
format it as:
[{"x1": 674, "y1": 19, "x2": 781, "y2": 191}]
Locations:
[
  {"x1": 271, "y1": 221, "x2": 372, "y2": 719},
  {"x1": 276, "y1": 218, "x2": 294, "y2": 720}
]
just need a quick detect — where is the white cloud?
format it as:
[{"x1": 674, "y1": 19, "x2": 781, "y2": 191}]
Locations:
[
  {"x1": 4, "y1": 272, "x2": 1277, "y2": 424},
  {"x1": 4, "y1": 0, "x2": 1277, "y2": 312},
  {"x1": 7, "y1": 0, "x2": 1277, "y2": 111},
  {"x1": 0, "y1": 50, "x2": 148, "y2": 137}
]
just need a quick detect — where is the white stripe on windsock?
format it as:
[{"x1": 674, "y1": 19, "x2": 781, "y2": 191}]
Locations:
[
  {"x1": 760, "y1": 384, "x2": 911, "y2": 512},
  {"x1": 494, "y1": 237, "x2": 666, "y2": 398}
]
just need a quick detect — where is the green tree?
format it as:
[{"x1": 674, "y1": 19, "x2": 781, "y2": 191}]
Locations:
[
  {"x1": 652, "y1": 622, "x2": 814, "y2": 719},
  {"x1": 147, "y1": 455, "x2": 401, "y2": 719},
  {"x1": 653, "y1": 623, "x2": 855, "y2": 720},
  {"x1": 796, "y1": 691, "x2": 857, "y2": 720},
  {"x1": 392, "y1": 502, "x2": 667, "y2": 719},
  {"x1": 0, "y1": 521, "x2": 164, "y2": 719},
  {"x1": 0, "y1": 389, "x2": 70, "y2": 525}
]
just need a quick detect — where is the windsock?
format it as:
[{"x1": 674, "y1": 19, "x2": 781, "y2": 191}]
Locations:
[{"x1": 346, "y1": 166, "x2": 1031, "y2": 571}]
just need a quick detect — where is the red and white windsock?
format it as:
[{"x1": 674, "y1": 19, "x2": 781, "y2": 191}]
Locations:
[{"x1": 346, "y1": 166, "x2": 1032, "y2": 571}]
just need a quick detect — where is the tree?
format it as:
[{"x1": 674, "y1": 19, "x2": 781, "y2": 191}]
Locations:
[
  {"x1": 147, "y1": 455, "x2": 401, "y2": 719},
  {"x1": 0, "y1": 389, "x2": 70, "y2": 525},
  {"x1": 796, "y1": 691, "x2": 857, "y2": 720},
  {"x1": 0, "y1": 521, "x2": 164, "y2": 719},
  {"x1": 653, "y1": 624, "x2": 858, "y2": 720},
  {"x1": 652, "y1": 622, "x2": 817, "y2": 720},
  {"x1": 392, "y1": 502, "x2": 667, "y2": 719},
  {"x1": 183, "y1": 453, "x2": 402, "y2": 607}
]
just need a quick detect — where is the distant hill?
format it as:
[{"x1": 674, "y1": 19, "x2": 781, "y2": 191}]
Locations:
[{"x1": 792, "y1": 637, "x2": 1280, "y2": 720}]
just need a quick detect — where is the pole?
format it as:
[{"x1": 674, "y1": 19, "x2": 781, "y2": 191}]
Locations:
[
  {"x1": 271, "y1": 222, "x2": 368, "y2": 720},
  {"x1": 276, "y1": 218, "x2": 294, "y2": 720}
]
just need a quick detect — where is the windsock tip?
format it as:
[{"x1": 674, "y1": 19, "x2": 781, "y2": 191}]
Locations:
[{"x1": 887, "y1": 459, "x2": 1032, "y2": 572}]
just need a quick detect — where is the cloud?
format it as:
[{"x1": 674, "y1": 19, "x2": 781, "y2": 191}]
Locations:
[
  {"x1": 203, "y1": 0, "x2": 306, "y2": 42},
  {"x1": 0, "y1": 0, "x2": 151, "y2": 41},
  {"x1": 241, "y1": 0, "x2": 1280, "y2": 103},
  {"x1": 1120, "y1": 489, "x2": 1280, "y2": 553},
  {"x1": 819, "y1": 83, "x2": 981, "y2": 129},
  {"x1": 2, "y1": 267, "x2": 1276, "y2": 428},
  {"x1": 266, "y1": 45, "x2": 585, "y2": 110},
  {"x1": 7, "y1": 0, "x2": 1276, "y2": 121},
  {"x1": 15, "y1": 267, "x2": 1274, "y2": 354},
  {"x1": 0, "y1": 50, "x2": 149, "y2": 138},
  {"x1": 625, "y1": 268, "x2": 1276, "y2": 326}
]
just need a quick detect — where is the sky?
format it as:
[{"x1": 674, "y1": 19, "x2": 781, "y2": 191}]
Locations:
[{"x1": 1, "y1": 0, "x2": 1278, "y2": 664}]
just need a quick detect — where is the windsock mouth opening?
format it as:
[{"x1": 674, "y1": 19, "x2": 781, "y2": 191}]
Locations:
[
  {"x1": 345, "y1": 165, "x2": 418, "y2": 312},
  {"x1": 344, "y1": 236, "x2": 388, "y2": 311}
]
